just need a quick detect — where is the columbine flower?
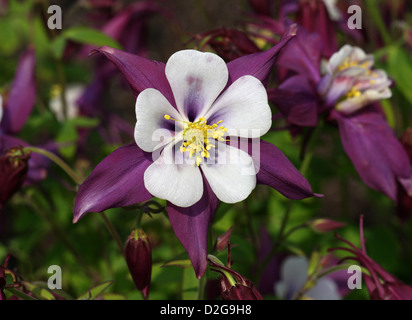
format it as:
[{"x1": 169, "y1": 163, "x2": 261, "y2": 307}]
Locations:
[
  {"x1": 318, "y1": 45, "x2": 392, "y2": 114},
  {"x1": 74, "y1": 25, "x2": 320, "y2": 278},
  {"x1": 330, "y1": 215, "x2": 412, "y2": 300},
  {"x1": 272, "y1": 29, "x2": 412, "y2": 202}
]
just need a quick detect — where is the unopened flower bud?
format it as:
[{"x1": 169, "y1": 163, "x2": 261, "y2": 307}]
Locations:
[
  {"x1": 308, "y1": 219, "x2": 346, "y2": 233},
  {"x1": 208, "y1": 254, "x2": 263, "y2": 300},
  {"x1": 214, "y1": 227, "x2": 232, "y2": 252},
  {"x1": 125, "y1": 228, "x2": 152, "y2": 299},
  {"x1": 0, "y1": 147, "x2": 30, "y2": 208}
]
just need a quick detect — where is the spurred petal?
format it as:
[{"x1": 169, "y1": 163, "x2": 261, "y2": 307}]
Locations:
[
  {"x1": 276, "y1": 27, "x2": 323, "y2": 83},
  {"x1": 143, "y1": 142, "x2": 204, "y2": 208},
  {"x1": 203, "y1": 75, "x2": 271, "y2": 138},
  {"x1": 91, "y1": 46, "x2": 175, "y2": 106},
  {"x1": 165, "y1": 50, "x2": 228, "y2": 120},
  {"x1": 2, "y1": 48, "x2": 36, "y2": 134},
  {"x1": 73, "y1": 143, "x2": 152, "y2": 222},
  {"x1": 167, "y1": 178, "x2": 218, "y2": 278},
  {"x1": 227, "y1": 24, "x2": 297, "y2": 87},
  {"x1": 332, "y1": 106, "x2": 412, "y2": 201},
  {"x1": 269, "y1": 75, "x2": 319, "y2": 127},
  {"x1": 135, "y1": 88, "x2": 183, "y2": 152},
  {"x1": 253, "y1": 139, "x2": 319, "y2": 199}
]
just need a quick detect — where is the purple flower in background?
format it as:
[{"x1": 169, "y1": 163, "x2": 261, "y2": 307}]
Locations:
[
  {"x1": 331, "y1": 215, "x2": 412, "y2": 300},
  {"x1": 0, "y1": 48, "x2": 48, "y2": 185},
  {"x1": 321, "y1": 45, "x2": 412, "y2": 201},
  {"x1": 272, "y1": 28, "x2": 412, "y2": 202},
  {"x1": 318, "y1": 45, "x2": 392, "y2": 114},
  {"x1": 74, "y1": 25, "x2": 321, "y2": 278}
]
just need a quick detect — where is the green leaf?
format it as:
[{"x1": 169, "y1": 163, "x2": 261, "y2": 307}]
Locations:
[
  {"x1": 77, "y1": 281, "x2": 113, "y2": 300},
  {"x1": 386, "y1": 46, "x2": 412, "y2": 105},
  {"x1": 63, "y1": 26, "x2": 122, "y2": 49},
  {"x1": 182, "y1": 268, "x2": 199, "y2": 300},
  {"x1": 161, "y1": 259, "x2": 193, "y2": 269},
  {"x1": 22, "y1": 281, "x2": 56, "y2": 300},
  {"x1": 50, "y1": 36, "x2": 67, "y2": 60}
]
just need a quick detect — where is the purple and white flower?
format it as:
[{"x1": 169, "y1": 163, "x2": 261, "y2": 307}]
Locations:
[
  {"x1": 318, "y1": 44, "x2": 392, "y2": 114},
  {"x1": 74, "y1": 26, "x2": 320, "y2": 278},
  {"x1": 135, "y1": 49, "x2": 272, "y2": 207}
]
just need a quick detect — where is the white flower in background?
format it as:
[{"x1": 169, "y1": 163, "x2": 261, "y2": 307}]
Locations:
[
  {"x1": 318, "y1": 45, "x2": 392, "y2": 114},
  {"x1": 322, "y1": 0, "x2": 342, "y2": 21},
  {"x1": 49, "y1": 84, "x2": 84, "y2": 122},
  {"x1": 275, "y1": 256, "x2": 341, "y2": 300},
  {"x1": 135, "y1": 49, "x2": 272, "y2": 208}
]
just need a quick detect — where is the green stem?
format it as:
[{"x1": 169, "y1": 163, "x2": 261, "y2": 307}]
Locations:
[
  {"x1": 23, "y1": 147, "x2": 124, "y2": 256},
  {"x1": 197, "y1": 274, "x2": 207, "y2": 300},
  {"x1": 243, "y1": 201, "x2": 258, "y2": 259},
  {"x1": 365, "y1": 0, "x2": 391, "y2": 46},
  {"x1": 101, "y1": 212, "x2": 125, "y2": 255},
  {"x1": 5, "y1": 288, "x2": 38, "y2": 300},
  {"x1": 23, "y1": 146, "x2": 82, "y2": 185},
  {"x1": 255, "y1": 121, "x2": 324, "y2": 281}
]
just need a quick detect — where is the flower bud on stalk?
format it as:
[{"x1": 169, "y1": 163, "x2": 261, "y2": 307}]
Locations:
[
  {"x1": 0, "y1": 147, "x2": 30, "y2": 208},
  {"x1": 208, "y1": 253, "x2": 263, "y2": 300},
  {"x1": 124, "y1": 228, "x2": 152, "y2": 300},
  {"x1": 307, "y1": 219, "x2": 346, "y2": 233}
]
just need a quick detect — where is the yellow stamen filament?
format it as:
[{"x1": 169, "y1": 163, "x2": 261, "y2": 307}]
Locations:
[
  {"x1": 346, "y1": 87, "x2": 362, "y2": 98},
  {"x1": 338, "y1": 57, "x2": 370, "y2": 72},
  {"x1": 164, "y1": 115, "x2": 227, "y2": 166}
]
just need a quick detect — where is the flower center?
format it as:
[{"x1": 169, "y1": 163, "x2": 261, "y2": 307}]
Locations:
[
  {"x1": 164, "y1": 115, "x2": 227, "y2": 166},
  {"x1": 337, "y1": 57, "x2": 370, "y2": 72}
]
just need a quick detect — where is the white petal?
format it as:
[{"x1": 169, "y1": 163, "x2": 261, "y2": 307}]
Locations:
[
  {"x1": 306, "y1": 278, "x2": 341, "y2": 300},
  {"x1": 143, "y1": 142, "x2": 203, "y2": 207},
  {"x1": 280, "y1": 256, "x2": 309, "y2": 296},
  {"x1": 201, "y1": 75, "x2": 271, "y2": 138},
  {"x1": 135, "y1": 88, "x2": 184, "y2": 152},
  {"x1": 165, "y1": 50, "x2": 228, "y2": 121},
  {"x1": 201, "y1": 142, "x2": 256, "y2": 203}
]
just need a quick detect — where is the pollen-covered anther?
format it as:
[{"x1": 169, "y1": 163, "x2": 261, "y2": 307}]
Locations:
[
  {"x1": 338, "y1": 57, "x2": 370, "y2": 72},
  {"x1": 164, "y1": 114, "x2": 227, "y2": 166}
]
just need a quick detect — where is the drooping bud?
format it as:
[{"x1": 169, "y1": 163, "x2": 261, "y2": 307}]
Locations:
[
  {"x1": 0, "y1": 147, "x2": 30, "y2": 208},
  {"x1": 124, "y1": 228, "x2": 152, "y2": 300},
  {"x1": 307, "y1": 219, "x2": 346, "y2": 233},
  {"x1": 208, "y1": 254, "x2": 263, "y2": 300}
]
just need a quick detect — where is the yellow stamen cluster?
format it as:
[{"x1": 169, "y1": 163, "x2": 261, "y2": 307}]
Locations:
[
  {"x1": 338, "y1": 57, "x2": 370, "y2": 72},
  {"x1": 164, "y1": 115, "x2": 227, "y2": 166},
  {"x1": 346, "y1": 87, "x2": 361, "y2": 99}
]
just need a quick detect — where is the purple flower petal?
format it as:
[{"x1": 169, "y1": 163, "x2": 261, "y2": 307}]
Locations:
[
  {"x1": 276, "y1": 27, "x2": 323, "y2": 83},
  {"x1": 226, "y1": 24, "x2": 297, "y2": 87},
  {"x1": 269, "y1": 75, "x2": 319, "y2": 127},
  {"x1": 252, "y1": 139, "x2": 320, "y2": 199},
  {"x1": 90, "y1": 46, "x2": 176, "y2": 107},
  {"x1": 73, "y1": 143, "x2": 153, "y2": 223},
  {"x1": 167, "y1": 178, "x2": 218, "y2": 279},
  {"x1": 1, "y1": 48, "x2": 36, "y2": 134},
  {"x1": 332, "y1": 106, "x2": 412, "y2": 201}
]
